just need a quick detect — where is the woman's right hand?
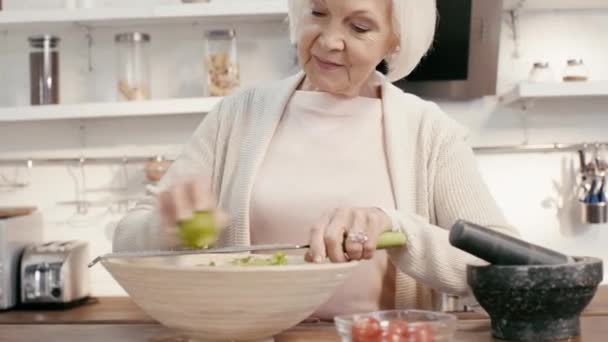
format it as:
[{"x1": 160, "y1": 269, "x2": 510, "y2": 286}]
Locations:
[{"x1": 157, "y1": 176, "x2": 229, "y2": 245}]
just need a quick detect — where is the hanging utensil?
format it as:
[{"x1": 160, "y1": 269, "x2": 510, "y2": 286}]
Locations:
[
  {"x1": 599, "y1": 174, "x2": 607, "y2": 203},
  {"x1": 578, "y1": 149, "x2": 587, "y2": 173},
  {"x1": 588, "y1": 172, "x2": 606, "y2": 204}
]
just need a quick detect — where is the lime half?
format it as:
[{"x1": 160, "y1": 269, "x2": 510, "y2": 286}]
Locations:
[{"x1": 178, "y1": 211, "x2": 220, "y2": 249}]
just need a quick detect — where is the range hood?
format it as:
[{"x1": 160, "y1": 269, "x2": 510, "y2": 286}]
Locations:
[{"x1": 394, "y1": 0, "x2": 504, "y2": 100}]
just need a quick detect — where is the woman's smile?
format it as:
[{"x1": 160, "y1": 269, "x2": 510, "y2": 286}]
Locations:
[{"x1": 313, "y1": 55, "x2": 345, "y2": 71}]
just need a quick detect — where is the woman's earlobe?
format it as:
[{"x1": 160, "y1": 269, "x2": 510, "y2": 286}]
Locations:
[
  {"x1": 385, "y1": 45, "x2": 400, "y2": 59},
  {"x1": 384, "y1": 46, "x2": 400, "y2": 63}
]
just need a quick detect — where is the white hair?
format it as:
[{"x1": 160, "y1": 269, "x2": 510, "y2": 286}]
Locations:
[{"x1": 287, "y1": 0, "x2": 437, "y2": 82}]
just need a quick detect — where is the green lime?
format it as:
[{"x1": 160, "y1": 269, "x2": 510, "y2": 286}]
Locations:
[{"x1": 178, "y1": 211, "x2": 219, "y2": 249}]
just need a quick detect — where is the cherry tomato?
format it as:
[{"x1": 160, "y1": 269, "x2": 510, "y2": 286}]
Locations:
[
  {"x1": 408, "y1": 322, "x2": 434, "y2": 342},
  {"x1": 351, "y1": 318, "x2": 382, "y2": 342},
  {"x1": 385, "y1": 320, "x2": 410, "y2": 337},
  {"x1": 381, "y1": 332, "x2": 408, "y2": 342}
]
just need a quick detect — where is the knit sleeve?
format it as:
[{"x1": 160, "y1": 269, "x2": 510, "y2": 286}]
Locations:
[
  {"x1": 381, "y1": 131, "x2": 519, "y2": 297},
  {"x1": 112, "y1": 102, "x2": 223, "y2": 253}
]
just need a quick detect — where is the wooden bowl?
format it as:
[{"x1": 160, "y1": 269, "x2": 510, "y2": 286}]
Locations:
[{"x1": 102, "y1": 253, "x2": 358, "y2": 341}]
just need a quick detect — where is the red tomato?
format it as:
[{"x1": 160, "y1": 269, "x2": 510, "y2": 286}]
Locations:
[
  {"x1": 351, "y1": 318, "x2": 382, "y2": 342},
  {"x1": 381, "y1": 332, "x2": 409, "y2": 342},
  {"x1": 385, "y1": 320, "x2": 410, "y2": 337},
  {"x1": 408, "y1": 322, "x2": 434, "y2": 342}
]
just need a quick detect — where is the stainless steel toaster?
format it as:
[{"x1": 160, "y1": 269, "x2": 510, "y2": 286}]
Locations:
[
  {"x1": 20, "y1": 240, "x2": 90, "y2": 306},
  {"x1": 0, "y1": 212, "x2": 44, "y2": 310}
]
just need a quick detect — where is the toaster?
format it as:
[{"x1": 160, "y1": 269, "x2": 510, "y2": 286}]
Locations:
[
  {"x1": 20, "y1": 240, "x2": 90, "y2": 306},
  {"x1": 0, "y1": 212, "x2": 44, "y2": 310}
]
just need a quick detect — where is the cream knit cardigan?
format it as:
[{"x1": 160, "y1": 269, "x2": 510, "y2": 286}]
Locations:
[{"x1": 113, "y1": 71, "x2": 517, "y2": 310}]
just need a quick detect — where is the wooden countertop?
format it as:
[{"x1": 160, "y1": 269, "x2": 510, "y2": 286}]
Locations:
[
  {"x1": 1, "y1": 318, "x2": 608, "y2": 342},
  {"x1": 2, "y1": 286, "x2": 607, "y2": 325},
  {"x1": 0, "y1": 286, "x2": 607, "y2": 341},
  {"x1": 0, "y1": 297, "x2": 155, "y2": 325}
]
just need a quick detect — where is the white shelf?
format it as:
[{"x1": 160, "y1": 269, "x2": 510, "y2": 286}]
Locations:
[
  {"x1": 0, "y1": 0, "x2": 288, "y2": 29},
  {"x1": 504, "y1": 0, "x2": 608, "y2": 11},
  {"x1": 0, "y1": 97, "x2": 221, "y2": 122},
  {"x1": 501, "y1": 81, "x2": 608, "y2": 106}
]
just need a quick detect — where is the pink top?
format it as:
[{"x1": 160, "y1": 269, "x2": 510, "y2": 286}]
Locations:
[{"x1": 250, "y1": 90, "x2": 397, "y2": 319}]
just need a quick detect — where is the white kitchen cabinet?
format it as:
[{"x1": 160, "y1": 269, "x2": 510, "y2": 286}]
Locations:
[
  {"x1": 0, "y1": 0, "x2": 288, "y2": 30},
  {"x1": 504, "y1": 0, "x2": 608, "y2": 11},
  {"x1": 0, "y1": 97, "x2": 220, "y2": 122},
  {"x1": 501, "y1": 81, "x2": 608, "y2": 107}
]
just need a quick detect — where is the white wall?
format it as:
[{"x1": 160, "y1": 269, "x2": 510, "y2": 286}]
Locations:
[
  {"x1": 440, "y1": 8, "x2": 608, "y2": 284},
  {"x1": 1, "y1": 4, "x2": 608, "y2": 295}
]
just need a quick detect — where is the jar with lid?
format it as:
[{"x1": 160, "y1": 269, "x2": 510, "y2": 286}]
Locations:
[
  {"x1": 204, "y1": 29, "x2": 240, "y2": 97},
  {"x1": 29, "y1": 35, "x2": 61, "y2": 105},
  {"x1": 115, "y1": 32, "x2": 151, "y2": 101},
  {"x1": 563, "y1": 59, "x2": 589, "y2": 82},
  {"x1": 528, "y1": 61, "x2": 555, "y2": 83}
]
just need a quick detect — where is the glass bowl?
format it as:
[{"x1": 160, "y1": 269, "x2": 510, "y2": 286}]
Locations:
[{"x1": 334, "y1": 310, "x2": 458, "y2": 342}]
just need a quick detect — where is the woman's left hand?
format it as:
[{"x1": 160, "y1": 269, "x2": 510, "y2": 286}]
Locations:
[{"x1": 305, "y1": 207, "x2": 393, "y2": 263}]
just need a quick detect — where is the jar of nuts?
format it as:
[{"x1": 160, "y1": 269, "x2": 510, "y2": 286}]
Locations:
[
  {"x1": 204, "y1": 29, "x2": 240, "y2": 97},
  {"x1": 562, "y1": 59, "x2": 589, "y2": 82},
  {"x1": 115, "y1": 32, "x2": 151, "y2": 101}
]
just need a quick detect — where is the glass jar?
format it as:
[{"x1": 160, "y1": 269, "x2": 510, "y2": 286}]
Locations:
[
  {"x1": 528, "y1": 61, "x2": 555, "y2": 83},
  {"x1": 204, "y1": 29, "x2": 240, "y2": 97},
  {"x1": 29, "y1": 35, "x2": 61, "y2": 106},
  {"x1": 115, "y1": 32, "x2": 151, "y2": 101},
  {"x1": 563, "y1": 59, "x2": 589, "y2": 82},
  {"x1": 144, "y1": 156, "x2": 172, "y2": 183}
]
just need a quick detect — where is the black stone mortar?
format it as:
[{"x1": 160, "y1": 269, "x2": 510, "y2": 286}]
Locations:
[{"x1": 467, "y1": 257, "x2": 603, "y2": 341}]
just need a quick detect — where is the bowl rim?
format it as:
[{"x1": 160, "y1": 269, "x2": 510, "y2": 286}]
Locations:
[
  {"x1": 466, "y1": 256, "x2": 603, "y2": 271},
  {"x1": 101, "y1": 253, "x2": 361, "y2": 273},
  {"x1": 333, "y1": 309, "x2": 458, "y2": 327}
]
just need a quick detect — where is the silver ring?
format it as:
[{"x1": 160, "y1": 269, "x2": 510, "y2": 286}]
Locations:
[{"x1": 347, "y1": 231, "x2": 369, "y2": 244}]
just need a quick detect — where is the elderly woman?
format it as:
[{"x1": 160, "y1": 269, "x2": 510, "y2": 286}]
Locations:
[{"x1": 114, "y1": 0, "x2": 517, "y2": 319}]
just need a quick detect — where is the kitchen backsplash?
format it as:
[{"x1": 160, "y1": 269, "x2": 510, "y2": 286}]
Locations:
[{"x1": 1, "y1": 4, "x2": 608, "y2": 295}]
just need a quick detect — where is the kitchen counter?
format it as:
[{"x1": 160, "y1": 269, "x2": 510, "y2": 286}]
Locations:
[
  {"x1": 0, "y1": 297, "x2": 154, "y2": 324},
  {"x1": 1, "y1": 286, "x2": 606, "y2": 325},
  {"x1": 1, "y1": 318, "x2": 608, "y2": 342},
  {"x1": 1, "y1": 286, "x2": 607, "y2": 341}
]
